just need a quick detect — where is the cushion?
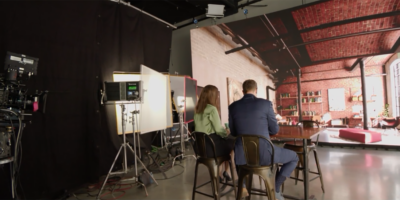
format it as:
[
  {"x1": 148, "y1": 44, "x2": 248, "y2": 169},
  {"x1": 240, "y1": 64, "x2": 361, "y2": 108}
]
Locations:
[{"x1": 339, "y1": 128, "x2": 382, "y2": 143}]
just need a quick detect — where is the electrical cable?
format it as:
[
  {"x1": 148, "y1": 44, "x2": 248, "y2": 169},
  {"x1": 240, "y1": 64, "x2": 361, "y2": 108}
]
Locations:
[
  {"x1": 1, "y1": 109, "x2": 22, "y2": 199},
  {"x1": 10, "y1": 118, "x2": 26, "y2": 199},
  {"x1": 112, "y1": 183, "x2": 132, "y2": 191},
  {"x1": 100, "y1": 190, "x2": 126, "y2": 200},
  {"x1": 86, "y1": 177, "x2": 134, "y2": 200}
]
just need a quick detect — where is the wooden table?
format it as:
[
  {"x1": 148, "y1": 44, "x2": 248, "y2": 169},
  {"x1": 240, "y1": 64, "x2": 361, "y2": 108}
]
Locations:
[{"x1": 272, "y1": 126, "x2": 324, "y2": 200}]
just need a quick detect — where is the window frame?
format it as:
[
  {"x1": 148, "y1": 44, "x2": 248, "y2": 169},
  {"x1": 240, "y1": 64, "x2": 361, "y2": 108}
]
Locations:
[{"x1": 390, "y1": 59, "x2": 400, "y2": 117}]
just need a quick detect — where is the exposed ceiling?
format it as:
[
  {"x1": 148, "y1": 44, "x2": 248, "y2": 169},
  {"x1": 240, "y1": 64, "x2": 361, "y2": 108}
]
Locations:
[
  {"x1": 221, "y1": 0, "x2": 400, "y2": 85},
  {"x1": 126, "y1": 0, "x2": 261, "y2": 27}
]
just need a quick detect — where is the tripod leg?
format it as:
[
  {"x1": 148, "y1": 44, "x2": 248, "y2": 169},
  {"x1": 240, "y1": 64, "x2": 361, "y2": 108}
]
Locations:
[
  {"x1": 138, "y1": 133, "x2": 141, "y2": 159},
  {"x1": 96, "y1": 145, "x2": 124, "y2": 200},
  {"x1": 148, "y1": 152, "x2": 168, "y2": 179},
  {"x1": 172, "y1": 154, "x2": 182, "y2": 167},
  {"x1": 127, "y1": 144, "x2": 159, "y2": 185}
]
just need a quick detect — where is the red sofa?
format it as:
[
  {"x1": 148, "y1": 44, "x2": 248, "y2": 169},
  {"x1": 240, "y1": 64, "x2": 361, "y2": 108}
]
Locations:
[{"x1": 339, "y1": 128, "x2": 382, "y2": 143}]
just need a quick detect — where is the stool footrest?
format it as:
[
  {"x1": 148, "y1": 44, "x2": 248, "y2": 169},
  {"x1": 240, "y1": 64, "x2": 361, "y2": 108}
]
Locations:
[
  {"x1": 289, "y1": 175, "x2": 321, "y2": 182},
  {"x1": 195, "y1": 191, "x2": 214, "y2": 198},
  {"x1": 195, "y1": 181, "x2": 212, "y2": 189}
]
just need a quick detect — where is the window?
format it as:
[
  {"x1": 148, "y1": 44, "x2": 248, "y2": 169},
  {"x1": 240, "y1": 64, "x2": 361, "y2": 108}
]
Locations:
[{"x1": 392, "y1": 60, "x2": 400, "y2": 117}]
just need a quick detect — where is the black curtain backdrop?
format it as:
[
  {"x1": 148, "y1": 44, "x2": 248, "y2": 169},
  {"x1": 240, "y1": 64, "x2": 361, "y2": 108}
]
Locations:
[{"x1": 0, "y1": 1, "x2": 172, "y2": 199}]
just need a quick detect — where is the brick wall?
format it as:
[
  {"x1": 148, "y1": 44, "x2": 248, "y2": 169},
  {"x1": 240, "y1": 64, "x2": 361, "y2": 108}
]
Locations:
[
  {"x1": 191, "y1": 25, "x2": 275, "y2": 124},
  {"x1": 276, "y1": 64, "x2": 386, "y2": 126}
]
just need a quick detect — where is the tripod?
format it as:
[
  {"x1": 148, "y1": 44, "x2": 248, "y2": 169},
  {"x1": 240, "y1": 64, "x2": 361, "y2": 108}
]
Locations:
[
  {"x1": 96, "y1": 104, "x2": 158, "y2": 199},
  {"x1": 171, "y1": 111, "x2": 196, "y2": 167}
]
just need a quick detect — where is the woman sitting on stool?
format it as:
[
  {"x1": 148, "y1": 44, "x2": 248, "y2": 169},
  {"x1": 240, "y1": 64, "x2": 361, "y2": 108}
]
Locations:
[{"x1": 193, "y1": 85, "x2": 235, "y2": 182}]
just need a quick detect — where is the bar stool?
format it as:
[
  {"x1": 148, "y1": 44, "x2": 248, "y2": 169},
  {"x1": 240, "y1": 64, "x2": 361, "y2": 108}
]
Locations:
[
  {"x1": 191, "y1": 132, "x2": 237, "y2": 200},
  {"x1": 283, "y1": 120, "x2": 325, "y2": 193},
  {"x1": 236, "y1": 134, "x2": 278, "y2": 200}
]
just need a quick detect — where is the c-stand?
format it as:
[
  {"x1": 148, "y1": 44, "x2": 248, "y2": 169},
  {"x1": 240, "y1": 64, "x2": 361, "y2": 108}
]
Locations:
[
  {"x1": 96, "y1": 104, "x2": 158, "y2": 199},
  {"x1": 171, "y1": 110, "x2": 196, "y2": 167}
]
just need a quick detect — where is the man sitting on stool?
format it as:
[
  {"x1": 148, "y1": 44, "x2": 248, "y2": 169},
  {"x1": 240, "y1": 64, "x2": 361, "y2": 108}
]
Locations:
[{"x1": 228, "y1": 79, "x2": 298, "y2": 200}]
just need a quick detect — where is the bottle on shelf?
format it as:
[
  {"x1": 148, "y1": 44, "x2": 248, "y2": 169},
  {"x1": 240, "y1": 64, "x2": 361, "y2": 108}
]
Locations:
[{"x1": 280, "y1": 93, "x2": 292, "y2": 98}]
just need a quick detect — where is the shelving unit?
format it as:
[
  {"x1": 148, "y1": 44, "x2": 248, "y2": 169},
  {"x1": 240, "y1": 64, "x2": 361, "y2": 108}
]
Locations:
[
  {"x1": 277, "y1": 92, "x2": 325, "y2": 123},
  {"x1": 277, "y1": 94, "x2": 299, "y2": 121},
  {"x1": 352, "y1": 100, "x2": 375, "y2": 103},
  {"x1": 300, "y1": 93, "x2": 323, "y2": 120}
]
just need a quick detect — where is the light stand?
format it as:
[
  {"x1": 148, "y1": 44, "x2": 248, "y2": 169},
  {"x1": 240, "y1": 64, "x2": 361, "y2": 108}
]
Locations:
[
  {"x1": 96, "y1": 104, "x2": 158, "y2": 200},
  {"x1": 171, "y1": 109, "x2": 196, "y2": 167}
]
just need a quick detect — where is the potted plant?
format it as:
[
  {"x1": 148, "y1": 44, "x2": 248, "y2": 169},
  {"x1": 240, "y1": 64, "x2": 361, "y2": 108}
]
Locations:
[{"x1": 383, "y1": 104, "x2": 390, "y2": 118}]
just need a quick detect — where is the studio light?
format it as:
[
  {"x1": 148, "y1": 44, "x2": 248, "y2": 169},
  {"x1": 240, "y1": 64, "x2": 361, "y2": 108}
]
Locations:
[{"x1": 206, "y1": 4, "x2": 225, "y2": 18}]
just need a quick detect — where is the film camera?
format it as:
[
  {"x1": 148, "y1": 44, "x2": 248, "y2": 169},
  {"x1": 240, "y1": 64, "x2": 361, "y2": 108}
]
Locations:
[
  {"x1": 0, "y1": 52, "x2": 45, "y2": 159},
  {"x1": 0, "y1": 52, "x2": 45, "y2": 116}
]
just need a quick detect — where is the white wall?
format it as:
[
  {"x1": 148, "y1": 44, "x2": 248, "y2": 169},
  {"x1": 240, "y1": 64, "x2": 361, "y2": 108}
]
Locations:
[
  {"x1": 169, "y1": 0, "x2": 320, "y2": 76},
  {"x1": 191, "y1": 26, "x2": 275, "y2": 123}
]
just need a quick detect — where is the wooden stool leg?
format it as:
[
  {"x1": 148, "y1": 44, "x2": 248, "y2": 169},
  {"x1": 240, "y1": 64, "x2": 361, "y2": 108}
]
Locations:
[
  {"x1": 295, "y1": 162, "x2": 300, "y2": 185},
  {"x1": 246, "y1": 174, "x2": 253, "y2": 200},
  {"x1": 262, "y1": 177, "x2": 275, "y2": 200},
  {"x1": 215, "y1": 164, "x2": 221, "y2": 200},
  {"x1": 192, "y1": 162, "x2": 200, "y2": 200},
  {"x1": 313, "y1": 150, "x2": 325, "y2": 193},
  {"x1": 205, "y1": 162, "x2": 219, "y2": 200},
  {"x1": 229, "y1": 160, "x2": 237, "y2": 197},
  {"x1": 236, "y1": 172, "x2": 244, "y2": 200}
]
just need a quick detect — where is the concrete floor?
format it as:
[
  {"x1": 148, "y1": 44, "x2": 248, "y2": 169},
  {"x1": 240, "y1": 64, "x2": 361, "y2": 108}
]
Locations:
[{"x1": 70, "y1": 146, "x2": 400, "y2": 200}]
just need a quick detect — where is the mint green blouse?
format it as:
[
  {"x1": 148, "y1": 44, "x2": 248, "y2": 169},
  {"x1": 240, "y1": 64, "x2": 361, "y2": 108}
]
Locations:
[{"x1": 194, "y1": 104, "x2": 227, "y2": 138}]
